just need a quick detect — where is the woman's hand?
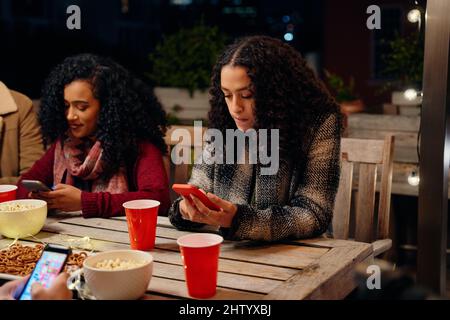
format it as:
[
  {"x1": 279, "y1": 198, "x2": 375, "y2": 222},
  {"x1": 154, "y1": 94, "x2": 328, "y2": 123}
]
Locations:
[
  {"x1": 32, "y1": 184, "x2": 82, "y2": 212},
  {"x1": 0, "y1": 276, "x2": 28, "y2": 300},
  {"x1": 179, "y1": 191, "x2": 237, "y2": 228},
  {"x1": 0, "y1": 273, "x2": 72, "y2": 300},
  {"x1": 31, "y1": 272, "x2": 72, "y2": 300}
]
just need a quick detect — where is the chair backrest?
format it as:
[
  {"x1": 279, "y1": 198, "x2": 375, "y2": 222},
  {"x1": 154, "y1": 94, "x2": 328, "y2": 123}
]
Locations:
[
  {"x1": 332, "y1": 135, "x2": 395, "y2": 243},
  {"x1": 163, "y1": 125, "x2": 206, "y2": 199}
]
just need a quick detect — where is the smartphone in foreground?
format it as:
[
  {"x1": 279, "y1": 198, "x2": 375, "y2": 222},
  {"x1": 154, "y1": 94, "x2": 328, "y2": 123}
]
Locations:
[
  {"x1": 21, "y1": 180, "x2": 51, "y2": 193},
  {"x1": 16, "y1": 244, "x2": 71, "y2": 300},
  {"x1": 172, "y1": 184, "x2": 221, "y2": 211}
]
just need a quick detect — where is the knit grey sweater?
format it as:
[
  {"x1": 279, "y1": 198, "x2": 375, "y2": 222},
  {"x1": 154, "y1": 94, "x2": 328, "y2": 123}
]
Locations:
[{"x1": 168, "y1": 111, "x2": 341, "y2": 242}]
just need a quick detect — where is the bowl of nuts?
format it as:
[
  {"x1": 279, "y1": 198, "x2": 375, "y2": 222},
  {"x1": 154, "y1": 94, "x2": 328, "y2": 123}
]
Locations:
[{"x1": 81, "y1": 250, "x2": 153, "y2": 300}]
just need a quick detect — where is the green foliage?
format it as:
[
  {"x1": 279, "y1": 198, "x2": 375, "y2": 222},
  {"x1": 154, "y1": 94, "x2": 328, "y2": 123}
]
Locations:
[
  {"x1": 381, "y1": 32, "x2": 424, "y2": 90},
  {"x1": 324, "y1": 70, "x2": 359, "y2": 103},
  {"x1": 148, "y1": 24, "x2": 227, "y2": 96}
]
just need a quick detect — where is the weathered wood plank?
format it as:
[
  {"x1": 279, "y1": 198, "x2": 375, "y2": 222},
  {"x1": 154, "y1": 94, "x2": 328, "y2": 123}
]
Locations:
[
  {"x1": 151, "y1": 249, "x2": 298, "y2": 281},
  {"x1": 42, "y1": 222, "x2": 328, "y2": 269},
  {"x1": 355, "y1": 163, "x2": 377, "y2": 243},
  {"x1": 263, "y1": 244, "x2": 373, "y2": 300},
  {"x1": 341, "y1": 138, "x2": 385, "y2": 163},
  {"x1": 348, "y1": 129, "x2": 417, "y2": 147},
  {"x1": 393, "y1": 146, "x2": 418, "y2": 163},
  {"x1": 153, "y1": 262, "x2": 282, "y2": 294},
  {"x1": 378, "y1": 135, "x2": 395, "y2": 240},
  {"x1": 0, "y1": 235, "x2": 297, "y2": 281},
  {"x1": 141, "y1": 294, "x2": 177, "y2": 300},
  {"x1": 286, "y1": 237, "x2": 368, "y2": 248},
  {"x1": 348, "y1": 114, "x2": 420, "y2": 132},
  {"x1": 57, "y1": 217, "x2": 196, "y2": 239},
  {"x1": 55, "y1": 216, "x2": 329, "y2": 259},
  {"x1": 332, "y1": 159, "x2": 353, "y2": 239},
  {"x1": 148, "y1": 277, "x2": 264, "y2": 300}
]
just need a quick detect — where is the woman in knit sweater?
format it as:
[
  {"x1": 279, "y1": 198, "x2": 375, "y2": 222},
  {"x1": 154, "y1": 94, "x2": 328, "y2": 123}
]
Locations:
[
  {"x1": 169, "y1": 35, "x2": 342, "y2": 241},
  {"x1": 16, "y1": 54, "x2": 170, "y2": 218}
]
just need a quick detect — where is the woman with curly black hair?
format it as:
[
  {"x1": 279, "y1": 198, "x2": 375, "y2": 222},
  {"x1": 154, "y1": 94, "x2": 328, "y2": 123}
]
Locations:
[
  {"x1": 169, "y1": 35, "x2": 342, "y2": 241},
  {"x1": 16, "y1": 53, "x2": 170, "y2": 218}
]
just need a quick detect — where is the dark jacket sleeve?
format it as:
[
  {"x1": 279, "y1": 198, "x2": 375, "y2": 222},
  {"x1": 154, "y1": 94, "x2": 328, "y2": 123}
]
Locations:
[{"x1": 168, "y1": 141, "x2": 216, "y2": 231}]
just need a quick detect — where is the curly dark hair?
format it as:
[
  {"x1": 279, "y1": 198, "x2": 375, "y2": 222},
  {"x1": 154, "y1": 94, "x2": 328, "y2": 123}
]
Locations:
[
  {"x1": 39, "y1": 53, "x2": 167, "y2": 178},
  {"x1": 209, "y1": 35, "x2": 341, "y2": 161}
]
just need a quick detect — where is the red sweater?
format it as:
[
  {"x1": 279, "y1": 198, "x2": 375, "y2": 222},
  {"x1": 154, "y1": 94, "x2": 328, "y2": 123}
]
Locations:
[{"x1": 16, "y1": 141, "x2": 170, "y2": 218}]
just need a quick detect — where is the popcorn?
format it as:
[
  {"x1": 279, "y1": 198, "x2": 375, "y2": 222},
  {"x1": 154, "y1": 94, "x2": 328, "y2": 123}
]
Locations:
[
  {"x1": 0, "y1": 203, "x2": 36, "y2": 212},
  {"x1": 94, "y1": 258, "x2": 146, "y2": 270}
]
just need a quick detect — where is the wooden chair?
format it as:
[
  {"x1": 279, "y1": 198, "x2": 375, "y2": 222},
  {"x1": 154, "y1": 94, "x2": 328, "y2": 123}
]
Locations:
[
  {"x1": 163, "y1": 125, "x2": 206, "y2": 201},
  {"x1": 332, "y1": 135, "x2": 395, "y2": 257}
]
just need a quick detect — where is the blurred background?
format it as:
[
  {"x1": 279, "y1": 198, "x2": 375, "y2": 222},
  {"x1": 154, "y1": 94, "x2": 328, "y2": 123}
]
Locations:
[{"x1": 0, "y1": 0, "x2": 422, "y2": 106}]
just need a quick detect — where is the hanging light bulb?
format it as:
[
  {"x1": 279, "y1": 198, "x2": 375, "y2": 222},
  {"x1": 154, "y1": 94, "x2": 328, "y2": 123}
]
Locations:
[
  {"x1": 284, "y1": 32, "x2": 294, "y2": 42},
  {"x1": 407, "y1": 9, "x2": 421, "y2": 23},
  {"x1": 404, "y1": 88, "x2": 418, "y2": 101},
  {"x1": 408, "y1": 170, "x2": 420, "y2": 186}
]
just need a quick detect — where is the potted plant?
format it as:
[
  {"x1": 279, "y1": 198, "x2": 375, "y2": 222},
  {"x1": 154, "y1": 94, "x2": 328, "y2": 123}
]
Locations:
[
  {"x1": 381, "y1": 32, "x2": 424, "y2": 106},
  {"x1": 324, "y1": 70, "x2": 364, "y2": 128},
  {"x1": 148, "y1": 23, "x2": 227, "y2": 125}
]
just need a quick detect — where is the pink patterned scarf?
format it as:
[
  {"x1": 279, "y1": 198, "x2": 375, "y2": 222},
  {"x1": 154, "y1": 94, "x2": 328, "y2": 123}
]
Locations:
[{"x1": 53, "y1": 135, "x2": 129, "y2": 193}]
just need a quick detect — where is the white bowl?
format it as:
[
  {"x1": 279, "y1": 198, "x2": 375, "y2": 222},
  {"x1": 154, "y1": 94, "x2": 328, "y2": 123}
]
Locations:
[
  {"x1": 0, "y1": 199, "x2": 47, "y2": 238},
  {"x1": 83, "y1": 250, "x2": 153, "y2": 300}
]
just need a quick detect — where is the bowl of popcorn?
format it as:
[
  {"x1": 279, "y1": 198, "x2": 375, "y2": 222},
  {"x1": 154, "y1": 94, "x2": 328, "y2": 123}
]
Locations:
[
  {"x1": 0, "y1": 199, "x2": 47, "y2": 239},
  {"x1": 82, "y1": 250, "x2": 153, "y2": 300}
]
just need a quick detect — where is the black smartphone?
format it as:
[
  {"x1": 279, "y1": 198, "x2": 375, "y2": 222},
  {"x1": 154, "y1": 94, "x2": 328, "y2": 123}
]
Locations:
[
  {"x1": 15, "y1": 244, "x2": 71, "y2": 300},
  {"x1": 21, "y1": 180, "x2": 52, "y2": 192}
]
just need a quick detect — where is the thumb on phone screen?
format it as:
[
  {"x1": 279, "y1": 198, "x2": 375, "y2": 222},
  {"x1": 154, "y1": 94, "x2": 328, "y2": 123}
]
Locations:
[{"x1": 30, "y1": 273, "x2": 72, "y2": 300}]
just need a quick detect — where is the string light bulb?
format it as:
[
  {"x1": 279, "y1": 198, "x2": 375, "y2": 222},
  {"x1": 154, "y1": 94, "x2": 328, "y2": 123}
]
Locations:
[
  {"x1": 407, "y1": 9, "x2": 421, "y2": 23},
  {"x1": 408, "y1": 170, "x2": 420, "y2": 186},
  {"x1": 284, "y1": 32, "x2": 294, "y2": 42},
  {"x1": 404, "y1": 88, "x2": 418, "y2": 101}
]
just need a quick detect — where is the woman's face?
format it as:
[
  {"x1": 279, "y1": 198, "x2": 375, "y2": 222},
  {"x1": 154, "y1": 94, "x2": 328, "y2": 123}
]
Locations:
[
  {"x1": 220, "y1": 65, "x2": 255, "y2": 132},
  {"x1": 64, "y1": 80, "x2": 101, "y2": 139}
]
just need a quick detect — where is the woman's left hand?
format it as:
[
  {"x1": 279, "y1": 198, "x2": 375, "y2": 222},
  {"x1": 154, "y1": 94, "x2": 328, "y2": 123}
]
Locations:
[
  {"x1": 0, "y1": 276, "x2": 29, "y2": 300},
  {"x1": 188, "y1": 192, "x2": 238, "y2": 228},
  {"x1": 35, "y1": 184, "x2": 82, "y2": 212}
]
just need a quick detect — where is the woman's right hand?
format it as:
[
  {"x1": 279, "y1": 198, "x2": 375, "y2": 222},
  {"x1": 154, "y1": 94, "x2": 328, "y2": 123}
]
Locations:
[
  {"x1": 31, "y1": 272, "x2": 72, "y2": 300},
  {"x1": 179, "y1": 190, "x2": 237, "y2": 228},
  {"x1": 0, "y1": 272, "x2": 72, "y2": 300}
]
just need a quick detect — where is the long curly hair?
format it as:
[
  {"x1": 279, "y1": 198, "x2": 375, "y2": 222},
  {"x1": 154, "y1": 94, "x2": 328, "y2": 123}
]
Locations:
[
  {"x1": 39, "y1": 53, "x2": 167, "y2": 178},
  {"x1": 209, "y1": 35, "x2": 341, "y2": 161}
]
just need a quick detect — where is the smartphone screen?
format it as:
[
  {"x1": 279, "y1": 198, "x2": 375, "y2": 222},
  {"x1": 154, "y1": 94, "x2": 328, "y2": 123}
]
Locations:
[{"x1": 18, "y1": 250, "x2": 68, "y2": 300}]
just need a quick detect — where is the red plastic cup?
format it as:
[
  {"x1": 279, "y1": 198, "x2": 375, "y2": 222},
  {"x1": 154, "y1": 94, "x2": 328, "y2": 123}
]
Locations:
[
  {"x1": 0, "y1": 185, "x2": 18, "y2": 203},
  {"x1": 123, "y1": 200, "x2": 160, "y2": 251},
  {"x1": 177, "y1": 233, "x2": 223, "y2": 299}
]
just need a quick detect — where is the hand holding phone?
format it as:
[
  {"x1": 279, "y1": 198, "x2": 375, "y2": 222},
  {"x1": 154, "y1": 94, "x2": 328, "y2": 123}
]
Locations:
[
  {"x1": 21, "y1": 180, "x2": 52, "y2": 193},
  {"x1": 16, "y1": 244, "x2": 71, "y2": 300},
  {"x1": 172, "y1": 184, "x2": 221, "y2": 211}
]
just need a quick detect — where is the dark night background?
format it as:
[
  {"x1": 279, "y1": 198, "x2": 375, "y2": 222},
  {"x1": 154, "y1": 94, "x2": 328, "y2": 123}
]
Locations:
[
  {"x1": 0, "y1": 0, "x2": 323, "y2": 98},
  {"x1": 0, "y1": 0, "x2": 419, "y2": 108}
]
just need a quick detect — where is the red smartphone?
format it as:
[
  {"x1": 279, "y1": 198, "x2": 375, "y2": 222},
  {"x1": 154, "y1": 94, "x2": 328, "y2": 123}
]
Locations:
[{"x1": 172, "y1": 184, "x2": 221, "y2": 211}]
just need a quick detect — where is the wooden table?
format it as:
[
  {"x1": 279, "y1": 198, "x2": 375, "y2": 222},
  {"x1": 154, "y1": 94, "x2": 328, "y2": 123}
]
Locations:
[{"x1": 0, "y1": 214, "x2": 373, "y2": 300}]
